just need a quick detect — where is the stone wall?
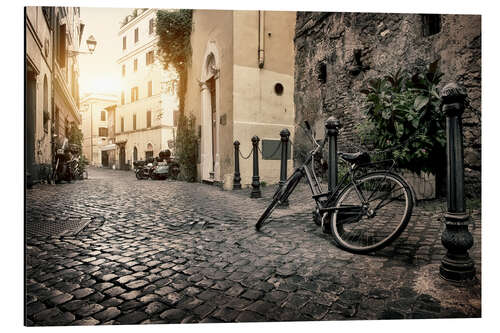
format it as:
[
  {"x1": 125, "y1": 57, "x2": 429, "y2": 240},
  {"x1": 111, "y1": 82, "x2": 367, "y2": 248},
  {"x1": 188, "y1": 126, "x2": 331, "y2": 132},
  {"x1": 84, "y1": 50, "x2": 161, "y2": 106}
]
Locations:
[{"x1": 293, "y1": 12, "x2": 481, "y2": 197}]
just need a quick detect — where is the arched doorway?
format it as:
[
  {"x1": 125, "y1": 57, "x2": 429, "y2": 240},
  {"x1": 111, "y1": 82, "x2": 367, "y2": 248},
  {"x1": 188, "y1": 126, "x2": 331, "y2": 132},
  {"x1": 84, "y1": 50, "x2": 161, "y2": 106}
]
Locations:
[
  {"x1": 145, "y1": 143, "x2": 153, "y2": 160},
  {"x1": 133, "y1": 146, "x2": 138, "y2": 162},
  {"x1": 200, "y1": 42, "x2": 220, "y2": 181},
  {"x1": 26, "y1": 66, "x2": 37, "y2": 184},
  {"x1": 119, "y1": 146, "x2": 126, "y2": 170}
]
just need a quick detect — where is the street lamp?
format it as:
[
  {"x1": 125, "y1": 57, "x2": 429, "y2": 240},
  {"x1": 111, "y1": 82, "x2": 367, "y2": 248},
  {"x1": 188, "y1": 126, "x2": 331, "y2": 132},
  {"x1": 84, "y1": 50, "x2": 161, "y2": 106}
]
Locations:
[{"x1": 67, "y1": 35, "x2": 97, "y2": 57}]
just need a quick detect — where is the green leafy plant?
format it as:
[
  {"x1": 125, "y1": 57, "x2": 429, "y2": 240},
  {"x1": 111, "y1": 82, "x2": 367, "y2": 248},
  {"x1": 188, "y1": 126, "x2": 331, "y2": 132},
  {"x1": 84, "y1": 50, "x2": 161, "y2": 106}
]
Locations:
[
  {"x1": 359, "y1": 61, "x2": 446, "y2": 175},
  {"x1": 68, "y1": 123, "x2": 83, "y2": 148},
  {"x1": 156, "y1": 10, "x2": 196, "y2": 181},
  {"x1": 156, "y1": 9, "x2": 193, "y2": 115},
  {"x1": 175, "y1": 113, "x2": 198, "y2": 182}
]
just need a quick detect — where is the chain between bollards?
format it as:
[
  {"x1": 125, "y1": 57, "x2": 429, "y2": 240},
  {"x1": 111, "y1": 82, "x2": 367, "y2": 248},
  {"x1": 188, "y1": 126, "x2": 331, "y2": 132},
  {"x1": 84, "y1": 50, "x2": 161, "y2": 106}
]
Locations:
[
  {"x1": 233, "y1": 140, "x2": 241, "y2": 190},
  {"x1": 438, "y1": 82, "x2": 475, "y2": 282},
  {"x1": 250, "y1": 136, "x2": 261, "y2": 198}
]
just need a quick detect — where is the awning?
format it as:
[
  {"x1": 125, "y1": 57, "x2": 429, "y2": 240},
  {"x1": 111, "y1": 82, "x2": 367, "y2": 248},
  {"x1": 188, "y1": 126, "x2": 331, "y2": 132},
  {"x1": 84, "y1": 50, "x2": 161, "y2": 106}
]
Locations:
[{"x1": 101, "y1": 144, "x2": 116, "y2": 151}]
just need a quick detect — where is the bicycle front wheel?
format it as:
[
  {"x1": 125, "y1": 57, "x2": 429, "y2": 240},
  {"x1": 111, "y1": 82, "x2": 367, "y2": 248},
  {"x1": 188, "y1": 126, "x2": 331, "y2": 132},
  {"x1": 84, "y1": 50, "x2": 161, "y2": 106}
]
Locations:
[
  {"x1": 255, "y1": 171, "x2": 302, "y2": 231},
  {"x1": 331, "y1": 172, "x2": 413, "y2": 253}
]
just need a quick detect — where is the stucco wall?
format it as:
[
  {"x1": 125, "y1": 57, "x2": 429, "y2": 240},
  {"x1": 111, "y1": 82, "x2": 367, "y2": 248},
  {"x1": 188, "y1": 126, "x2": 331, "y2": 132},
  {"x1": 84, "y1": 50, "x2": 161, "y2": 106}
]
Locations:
[
  {"x1": 233, "y1": 11, "x2": 296, "y2": 186},
  {"x1": 26, "y1": 7, "x2": 53, "y2": 168},
  {"x1": 184, "y1": 10, "x2": 234, "y2": 181},
  {"x1": 294, "y1": 12, "x2": 481, "y2": 196}
]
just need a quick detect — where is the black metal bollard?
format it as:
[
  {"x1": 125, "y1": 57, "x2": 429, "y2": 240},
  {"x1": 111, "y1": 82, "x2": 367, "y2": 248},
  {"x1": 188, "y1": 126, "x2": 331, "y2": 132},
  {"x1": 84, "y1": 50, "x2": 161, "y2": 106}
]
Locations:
[
  {"x1": 439, "y1": 83, "x2": 475, "y2": 282},
  {"x1": 325, "y1": 116, "x2": 341, "y2": 192},
  {"x1": 250, "y1": 136, "x2": 262, "y2": 198},
  {"x1": 278, "y1": 128, "x2": 291, "y2": 207},
  {"x1": 233, "y1": 140, "x2": 242, "y2": 190}
]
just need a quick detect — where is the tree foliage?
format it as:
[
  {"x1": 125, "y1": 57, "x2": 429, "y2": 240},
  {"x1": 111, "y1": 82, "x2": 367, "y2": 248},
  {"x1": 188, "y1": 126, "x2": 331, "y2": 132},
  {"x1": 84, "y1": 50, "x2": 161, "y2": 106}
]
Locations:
[
  {"x1": 175, "y1": 113, "x2": 198, "y2": 182},
  {"x1": 68, "y1": 123, "x2": 83, "y2": 148},
  {"x1": 156, "y1": 9, "x2": 193, "y2": 114},
  {"x1": 359, "y1": 61, "x2": 446, "y2": 174},
  {"x1": 156, "y1": 10, "x2": 197, "y2": 181}
]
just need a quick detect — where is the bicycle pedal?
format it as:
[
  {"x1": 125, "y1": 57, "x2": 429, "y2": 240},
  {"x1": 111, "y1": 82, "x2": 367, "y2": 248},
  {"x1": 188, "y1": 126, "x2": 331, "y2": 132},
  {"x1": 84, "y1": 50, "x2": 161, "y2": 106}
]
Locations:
[{"x1": 321, "y1": 213, "x2": 332, "y2": 234}]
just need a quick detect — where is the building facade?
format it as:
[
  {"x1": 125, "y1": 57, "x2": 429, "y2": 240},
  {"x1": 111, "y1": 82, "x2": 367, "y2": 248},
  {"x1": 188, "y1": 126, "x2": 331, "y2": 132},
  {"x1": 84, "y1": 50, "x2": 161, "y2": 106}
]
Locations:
[
  {"x1": 80, "y1": 93, "x2": 118, "y2": 167},
  {"x1": 184, "y1": 10, "x2": 296, "y2": 186},
  {"x1": 115, "y1": 8, "x2": 179, "y2": 170},
  {"x1": 25, "y1": 6, "x2": 84, "y2": 185},
  {"x1": 293, "y1": 13, "x2": 481, "y2": 197}
]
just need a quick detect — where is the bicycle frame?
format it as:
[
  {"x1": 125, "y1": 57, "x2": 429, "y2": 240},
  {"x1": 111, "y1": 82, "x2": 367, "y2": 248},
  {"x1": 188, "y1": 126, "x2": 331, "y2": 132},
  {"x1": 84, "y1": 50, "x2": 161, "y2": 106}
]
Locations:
[{"x1": 284, "y1": 151, "x2": 397, "y2": 219}]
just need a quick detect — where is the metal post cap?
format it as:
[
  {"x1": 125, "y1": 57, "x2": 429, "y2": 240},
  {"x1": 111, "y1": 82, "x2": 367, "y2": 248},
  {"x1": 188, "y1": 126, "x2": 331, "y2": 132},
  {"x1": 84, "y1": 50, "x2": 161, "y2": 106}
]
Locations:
[
  {"x1": 325, "y1": 116, "x2": 341, "y2": 129},
  {"x1": 440, "y1": 83, "x2": 467, "y2": 104},
  {"x1": 234, "y1": 140, "x2": 240, "y2": 146},
  {"x1": 280, "y1": 128, "x2": 291, "y2": 138},
  {"x1": 251, "y1": 136, "x2": 260, "y2": 143}
]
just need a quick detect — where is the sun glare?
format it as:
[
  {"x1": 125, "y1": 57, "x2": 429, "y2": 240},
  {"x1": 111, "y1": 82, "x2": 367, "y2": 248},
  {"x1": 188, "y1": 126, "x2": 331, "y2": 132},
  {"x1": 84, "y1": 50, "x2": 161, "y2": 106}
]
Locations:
[{"x1": 79, "y1": 75, "x2": 120, "y2": 95}]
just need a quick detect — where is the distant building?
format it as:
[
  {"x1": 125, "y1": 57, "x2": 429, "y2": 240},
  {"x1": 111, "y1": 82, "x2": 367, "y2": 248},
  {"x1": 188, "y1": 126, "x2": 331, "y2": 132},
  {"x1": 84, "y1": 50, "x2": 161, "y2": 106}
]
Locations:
[
  {"x1": 103, "y1": 104, "x2": 118, "y2": 168},
  {"x1": 115, "y1": 8, "x2": 178, "y2": 170},
  {"x1": 184, "y1": 10, "x2": 296, "y2": 185},
  {"x1": 80, "y1": 93, "x2": 118, "y2": 167},
  {"x1": 25, "y1": 6, "x2": 84, "y2": 185}
]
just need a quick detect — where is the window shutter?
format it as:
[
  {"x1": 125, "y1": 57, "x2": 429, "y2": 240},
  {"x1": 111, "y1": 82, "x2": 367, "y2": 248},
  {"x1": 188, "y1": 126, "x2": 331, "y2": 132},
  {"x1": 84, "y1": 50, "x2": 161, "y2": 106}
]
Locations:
[{"x1": 58, "y1": 24, "x2": 66, "y2": 67}]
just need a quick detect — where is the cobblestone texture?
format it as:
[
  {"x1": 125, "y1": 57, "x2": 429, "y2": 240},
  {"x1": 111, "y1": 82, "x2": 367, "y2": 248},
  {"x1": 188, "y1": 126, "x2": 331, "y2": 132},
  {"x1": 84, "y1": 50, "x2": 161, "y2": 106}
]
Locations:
[{"x1": 25, "y1": 168, "x2": 481, "y2": 326}]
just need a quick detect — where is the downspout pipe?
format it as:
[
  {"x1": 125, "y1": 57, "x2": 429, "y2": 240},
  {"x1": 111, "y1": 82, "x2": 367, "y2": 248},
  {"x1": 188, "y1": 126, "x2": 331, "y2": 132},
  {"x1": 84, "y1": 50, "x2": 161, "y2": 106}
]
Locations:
[{"x1": 258, "y1": 11, "x2": 265, "y2": 69}]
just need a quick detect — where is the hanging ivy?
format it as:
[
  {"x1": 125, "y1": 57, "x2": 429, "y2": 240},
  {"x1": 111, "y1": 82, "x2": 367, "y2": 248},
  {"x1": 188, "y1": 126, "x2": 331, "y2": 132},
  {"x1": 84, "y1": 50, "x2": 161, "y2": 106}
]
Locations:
[
  {"x1": 156, "y1": 10, "x2": 197, "y2": 181},
  {"x1": 156, "y1": 9, "x2": 193, "y2": 114}
]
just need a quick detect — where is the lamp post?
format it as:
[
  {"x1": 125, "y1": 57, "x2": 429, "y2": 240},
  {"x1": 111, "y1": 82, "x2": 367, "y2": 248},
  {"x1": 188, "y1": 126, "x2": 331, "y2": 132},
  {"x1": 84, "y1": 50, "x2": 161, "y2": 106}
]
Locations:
[{"x1": 67, "y1": 35, "x2": 97, "y2": 57}]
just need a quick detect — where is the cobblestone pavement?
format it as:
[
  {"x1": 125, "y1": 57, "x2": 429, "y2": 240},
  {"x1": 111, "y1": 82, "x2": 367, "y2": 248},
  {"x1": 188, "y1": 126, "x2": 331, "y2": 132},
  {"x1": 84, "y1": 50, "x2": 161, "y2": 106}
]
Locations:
[{"x1": 25, "y1": 167, "x2": 481, "y2": 326}]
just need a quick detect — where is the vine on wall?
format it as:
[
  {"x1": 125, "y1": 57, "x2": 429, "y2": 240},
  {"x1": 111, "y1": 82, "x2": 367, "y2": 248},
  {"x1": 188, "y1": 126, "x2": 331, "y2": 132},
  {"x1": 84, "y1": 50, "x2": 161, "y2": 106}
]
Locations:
[{"x1": 156, "y1": 9, "x2": 197, "y2": 181}]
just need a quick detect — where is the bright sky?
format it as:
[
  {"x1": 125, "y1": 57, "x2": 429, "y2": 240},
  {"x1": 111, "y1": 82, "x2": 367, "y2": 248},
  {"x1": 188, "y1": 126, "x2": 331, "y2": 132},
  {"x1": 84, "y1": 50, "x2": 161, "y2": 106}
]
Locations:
[{"x1": 78, "y1": 7, "x2": 132, "y2": 96}]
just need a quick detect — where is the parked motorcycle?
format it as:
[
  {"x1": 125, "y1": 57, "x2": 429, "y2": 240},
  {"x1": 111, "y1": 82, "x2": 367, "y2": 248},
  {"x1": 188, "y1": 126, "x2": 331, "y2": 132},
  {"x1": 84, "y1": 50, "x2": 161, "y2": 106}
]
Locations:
[
  {"x1": 151, "y1": 150, "x2": 180, "y2": 180},
  {"x1": 134, "y1": 150, "x2": 180, "y2": 180},
  {"x1": 134, "y1": 158, "x2": 154, "y2": 180},
  {"x1": 52, "y1": 135, "x2": 73, "y2": 183}
]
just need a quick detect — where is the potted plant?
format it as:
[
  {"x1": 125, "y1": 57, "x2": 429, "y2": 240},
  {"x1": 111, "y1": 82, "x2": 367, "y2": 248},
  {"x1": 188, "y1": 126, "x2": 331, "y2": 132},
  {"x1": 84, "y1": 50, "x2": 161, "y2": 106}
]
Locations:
[{"x1": 359, "y1": 60, "x2": 446, "y2": 199}]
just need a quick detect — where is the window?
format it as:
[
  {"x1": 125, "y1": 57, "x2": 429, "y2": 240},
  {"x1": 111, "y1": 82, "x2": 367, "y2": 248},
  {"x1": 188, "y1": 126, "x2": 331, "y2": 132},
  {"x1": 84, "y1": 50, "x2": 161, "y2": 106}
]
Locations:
[
  {"x1": 422, "y1": 14, "x2": 441, "y2": 37},
  {"x1": 131, "y1": 87, "x2": 138, "y2": 102},
  {"x1": 149, "y1": 19, "x2": 154, "y2": 35},
  {"x1": 121, "y1": 117, "x2": 124, "y2": 132},
  {"x1": 56, "y1": 23, "x2": 66, "y2": 67},
  {"x1": 133, "y1": 114, "x2": 137, "y2": 130},
  {"x1": 122, "y1": 36, "x2": 126, "y2": 50},
  {"x1": 147, "y1": 110, "x2": 152, "y2": 128},
  {"x1": 148, "y1": 81, "x2": 152, "y2": 97},
  {"x1": 134, "y1": 58, "x2": 138, "y2": 72},
  {"x1": 42, "y1": 7, "x2": 53, "y2": 30},
  {"x1": 134, "y1": 28, "x2": 139, "y2": 43},
  {"x1": 121, "y1": 91, "x2": 125, "y2": 105},
  {"x1": 98, "y1": 127, "x2": 108, "y2": 137},
  {"x1": 101, "y1": 111, "x2": 106, "y2": 121},
  {"x1": 146, "y1": 50, "x2": 154, "y2": 66},
  {"x1": 122, "y1": 64, "x2": 126, "y2": 77}
]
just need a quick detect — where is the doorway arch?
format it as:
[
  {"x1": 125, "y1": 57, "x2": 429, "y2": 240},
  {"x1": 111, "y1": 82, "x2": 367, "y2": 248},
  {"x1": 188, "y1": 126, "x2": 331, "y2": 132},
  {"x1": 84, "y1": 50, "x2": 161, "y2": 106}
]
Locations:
[{"x1": 200, "y1": 41, "x2": 220, "y2": 181}]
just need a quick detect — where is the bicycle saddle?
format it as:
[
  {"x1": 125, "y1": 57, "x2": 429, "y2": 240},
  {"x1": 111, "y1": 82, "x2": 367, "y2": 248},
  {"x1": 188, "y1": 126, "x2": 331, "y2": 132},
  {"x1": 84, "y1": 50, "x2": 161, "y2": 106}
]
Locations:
[{"x1": 339, "y1": 151, "x2": 371, "y2": 165}]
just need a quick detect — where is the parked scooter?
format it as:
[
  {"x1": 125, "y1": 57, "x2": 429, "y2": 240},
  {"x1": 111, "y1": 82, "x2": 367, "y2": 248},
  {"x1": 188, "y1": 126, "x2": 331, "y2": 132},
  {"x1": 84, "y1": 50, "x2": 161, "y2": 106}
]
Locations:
[
  {"x1": 151, "y1": 150, "x2": 180, "y2": 180},
  {"x1": 52, "y1": 135, "x2": 73, "y2": 183},
  {"x1": 134, "y1": 150, "x2": 180, "y2": 180},
  {"x1": 134, "y1": 158, "x2": 155, "y2": 180}
]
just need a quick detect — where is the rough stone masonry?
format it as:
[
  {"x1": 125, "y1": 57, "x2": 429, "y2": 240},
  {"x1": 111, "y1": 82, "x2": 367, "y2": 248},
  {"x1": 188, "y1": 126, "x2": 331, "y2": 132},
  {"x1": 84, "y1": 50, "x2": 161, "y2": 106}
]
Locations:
[{"x1": 293, "y1": 12, "x2": 481, "y2": 197}]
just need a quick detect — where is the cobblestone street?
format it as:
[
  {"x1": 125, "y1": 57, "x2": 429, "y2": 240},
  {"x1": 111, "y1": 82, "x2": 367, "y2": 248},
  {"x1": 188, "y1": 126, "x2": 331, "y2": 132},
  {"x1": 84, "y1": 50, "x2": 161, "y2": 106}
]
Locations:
[{"x1": 25, "y1": 167, "x2": 481, "y2": 326}]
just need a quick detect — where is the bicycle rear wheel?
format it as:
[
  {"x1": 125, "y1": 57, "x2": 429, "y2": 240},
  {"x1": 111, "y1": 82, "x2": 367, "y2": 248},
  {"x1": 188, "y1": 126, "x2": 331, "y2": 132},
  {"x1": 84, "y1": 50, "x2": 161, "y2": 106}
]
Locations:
[
  {"x1": 255, "y1": 171, "x2": 302, "y2": 231},
  {"x1": 331, "y1": 172, "x2": 413, "y2": 253}
]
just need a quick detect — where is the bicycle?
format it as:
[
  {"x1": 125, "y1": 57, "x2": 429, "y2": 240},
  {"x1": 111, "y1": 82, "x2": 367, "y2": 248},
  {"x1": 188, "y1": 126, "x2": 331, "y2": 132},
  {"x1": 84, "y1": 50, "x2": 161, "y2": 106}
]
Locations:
[{"x1": 255, "y1": 121, "x2": 414, "y2": 254}]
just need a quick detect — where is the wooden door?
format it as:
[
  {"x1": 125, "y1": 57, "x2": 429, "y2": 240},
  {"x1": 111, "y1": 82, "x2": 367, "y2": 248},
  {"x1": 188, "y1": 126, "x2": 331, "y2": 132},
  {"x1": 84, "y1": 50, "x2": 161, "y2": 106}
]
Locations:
[{"x1": 208, "y1": 77, "x2": 216, "y2": 172}]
